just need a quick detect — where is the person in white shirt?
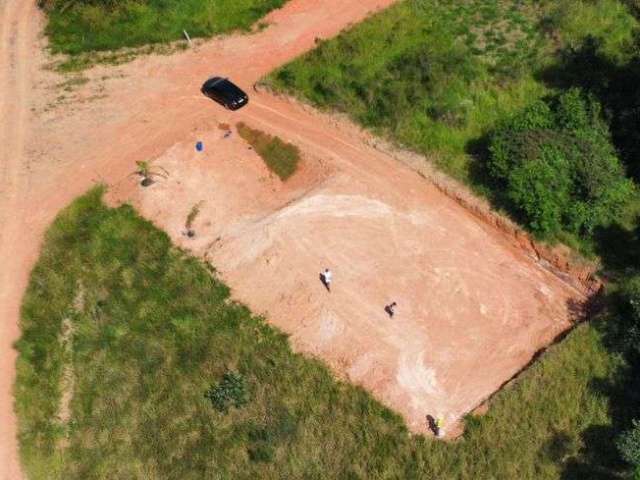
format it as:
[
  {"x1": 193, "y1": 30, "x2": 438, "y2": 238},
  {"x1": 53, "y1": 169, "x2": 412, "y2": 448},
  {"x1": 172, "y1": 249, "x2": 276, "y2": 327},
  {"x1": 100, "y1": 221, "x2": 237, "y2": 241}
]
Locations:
[{"x1": 321, "y1": 268, "x2": 332, "y2": 292}]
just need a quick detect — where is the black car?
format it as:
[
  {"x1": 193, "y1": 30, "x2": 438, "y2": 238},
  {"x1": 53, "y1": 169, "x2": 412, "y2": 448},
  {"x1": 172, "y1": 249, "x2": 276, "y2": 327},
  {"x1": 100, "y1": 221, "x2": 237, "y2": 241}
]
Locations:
[{"x1": 201, "y1": 77, "x2": 249, "y2": 110}]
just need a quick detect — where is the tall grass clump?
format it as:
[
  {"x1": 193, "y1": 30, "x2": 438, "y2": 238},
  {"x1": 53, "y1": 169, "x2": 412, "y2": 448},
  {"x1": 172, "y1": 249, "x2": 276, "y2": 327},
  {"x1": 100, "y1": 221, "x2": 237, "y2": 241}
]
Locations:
[{"x1": 14, "y1": 188, "x2": 631, "y2": 479}]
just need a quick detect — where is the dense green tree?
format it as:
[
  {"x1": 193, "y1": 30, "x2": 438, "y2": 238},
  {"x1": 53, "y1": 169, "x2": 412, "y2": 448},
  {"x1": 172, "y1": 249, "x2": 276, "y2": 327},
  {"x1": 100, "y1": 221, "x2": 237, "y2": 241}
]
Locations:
[{"x1": 488, "y1": 88, "x2": 634, "y2": 237}]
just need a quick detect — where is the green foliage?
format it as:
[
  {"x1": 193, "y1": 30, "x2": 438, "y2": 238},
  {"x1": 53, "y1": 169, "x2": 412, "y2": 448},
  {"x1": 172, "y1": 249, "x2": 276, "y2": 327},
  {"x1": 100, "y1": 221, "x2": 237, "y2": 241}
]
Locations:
[
  {"x1": 134, "y1": 160, "x2": 168, "y2": 185},
  {"x1": 15, "y1": 188, "x2": 628, "y2": 479},
  {"x1": 205, "y1": 371, "x2": 248, "y2": 413},
  {"x1": 488, "y1": 89, "x2": 634, "y2": 236},
  {"x1": 42, "y1": 0, "x2": 289, "y2": 56},
  {"x1": 618, "y1": 420, "x2": 640, "y2": 467},
  {"x1": 237, "y1": 122, "x2": 300, "y2": 181},
  {"x1": 614, "y1": 275, "x2": 640, "y2": 354},
  {"x1": 266, "y1": 0, "x2": 638, "y2": 181}
]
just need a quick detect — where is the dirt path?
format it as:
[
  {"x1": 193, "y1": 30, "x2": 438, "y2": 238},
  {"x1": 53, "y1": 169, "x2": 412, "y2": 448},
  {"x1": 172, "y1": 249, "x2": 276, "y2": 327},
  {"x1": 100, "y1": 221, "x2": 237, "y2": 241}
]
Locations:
[{"x1": 0, "y1": 0, "x2": 43, "y2": 478}]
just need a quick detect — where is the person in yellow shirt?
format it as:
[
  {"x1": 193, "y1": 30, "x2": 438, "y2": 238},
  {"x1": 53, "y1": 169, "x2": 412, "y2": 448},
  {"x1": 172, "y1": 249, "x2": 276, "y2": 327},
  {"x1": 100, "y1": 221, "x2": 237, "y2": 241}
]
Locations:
[{"x1": 435, "y1": 417, "x2": 445, "y2": 437}]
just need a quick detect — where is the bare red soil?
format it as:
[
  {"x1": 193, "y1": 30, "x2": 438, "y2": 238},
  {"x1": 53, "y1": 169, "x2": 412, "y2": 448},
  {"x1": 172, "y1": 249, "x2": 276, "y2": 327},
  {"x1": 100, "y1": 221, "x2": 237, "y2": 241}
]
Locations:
[{"x1": 0, "y1": 0, "x2": 594, "y2": 477}]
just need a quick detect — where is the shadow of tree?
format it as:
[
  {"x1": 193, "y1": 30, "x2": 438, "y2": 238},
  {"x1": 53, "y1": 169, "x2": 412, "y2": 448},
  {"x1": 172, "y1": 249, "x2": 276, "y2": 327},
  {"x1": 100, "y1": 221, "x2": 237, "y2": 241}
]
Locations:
[
  {"x1": 558, "y1": 425, "x2": 624, "y2": 479},
  {"x1": 539, "y1": 35, "x2": 640, "y2": 181},
  {"x1": 549, "y1": 306, "x2": 640, "y2": 478},
  {"x1": 592, "y1": 222, "x2": 640, "y2": 278},
  {"x1": 464, "y1": 133, "x2": 532, "y2": 229}
]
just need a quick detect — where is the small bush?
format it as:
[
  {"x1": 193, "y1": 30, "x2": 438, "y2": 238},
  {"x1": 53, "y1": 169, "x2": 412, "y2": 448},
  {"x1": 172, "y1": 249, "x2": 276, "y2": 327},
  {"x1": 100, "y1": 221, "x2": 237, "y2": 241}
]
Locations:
[
  {"x1": 205, "y1": 371, "x2": 249, "y2": 413},
  {"x1": 237, "y1": 122, "x2": 300, "y2": 181}
]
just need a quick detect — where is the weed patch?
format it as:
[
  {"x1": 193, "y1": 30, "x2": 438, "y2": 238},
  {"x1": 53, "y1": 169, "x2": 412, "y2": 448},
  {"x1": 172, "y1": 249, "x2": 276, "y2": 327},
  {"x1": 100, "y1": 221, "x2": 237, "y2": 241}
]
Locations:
[{"x1": 237, "y1": 122, "x2": 300, "y2": 180}]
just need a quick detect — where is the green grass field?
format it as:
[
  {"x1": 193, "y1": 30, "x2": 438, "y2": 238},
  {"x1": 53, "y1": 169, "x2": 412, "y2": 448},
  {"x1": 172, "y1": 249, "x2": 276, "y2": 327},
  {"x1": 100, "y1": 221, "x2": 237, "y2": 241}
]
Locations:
[
  {"x1": 266, "y1": 0, "x2": 637, "y2": 185},
  {"x1": 43, "y1": 0, "x2": 288, "y2": 55},
  {"x1": 15, "y1": 188, "x2": 629, "y2": 479}
]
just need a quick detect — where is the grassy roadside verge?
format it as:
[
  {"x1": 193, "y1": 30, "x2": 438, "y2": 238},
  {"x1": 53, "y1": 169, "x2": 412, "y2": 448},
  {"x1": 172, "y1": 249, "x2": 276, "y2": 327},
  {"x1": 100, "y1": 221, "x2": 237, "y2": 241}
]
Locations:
[
  {"x1": 40, "y1": 0, "x2": 288, "y2": 71},
  {"x1": 43, "y1": 0, "x2": 288, "y2": 55},
  {"x1": 266, "y1": 0, "x2": 636, "y2": 182},
  {"x1": 15, "y1": 188, "x2": 626, "y2": 479}
]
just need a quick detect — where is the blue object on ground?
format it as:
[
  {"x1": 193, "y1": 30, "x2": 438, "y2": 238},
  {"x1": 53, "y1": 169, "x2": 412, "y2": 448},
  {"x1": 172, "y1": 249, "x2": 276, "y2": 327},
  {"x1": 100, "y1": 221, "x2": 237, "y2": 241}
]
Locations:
[{"x1": 196, "y1": 141, "x2": 204, "y2": 152}]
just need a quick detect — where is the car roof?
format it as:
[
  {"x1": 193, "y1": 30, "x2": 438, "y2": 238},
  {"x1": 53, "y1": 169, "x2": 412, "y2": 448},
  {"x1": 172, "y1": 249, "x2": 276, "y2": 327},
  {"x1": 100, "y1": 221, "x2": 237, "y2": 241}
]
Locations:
[{"x1": 203, "y1": 77, "x2": 246, "y2": 100}]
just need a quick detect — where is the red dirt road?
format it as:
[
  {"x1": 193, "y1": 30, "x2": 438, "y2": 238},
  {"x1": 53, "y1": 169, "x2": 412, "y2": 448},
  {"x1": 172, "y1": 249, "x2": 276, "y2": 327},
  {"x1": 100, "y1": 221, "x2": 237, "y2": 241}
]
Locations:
[{"x1": 1, "y1": 0, "x2": 587, "y2": 477}]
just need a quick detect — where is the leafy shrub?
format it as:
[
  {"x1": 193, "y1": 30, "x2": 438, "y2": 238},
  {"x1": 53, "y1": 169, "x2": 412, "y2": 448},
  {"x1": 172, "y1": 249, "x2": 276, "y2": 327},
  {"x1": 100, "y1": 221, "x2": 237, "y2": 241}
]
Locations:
[
  {"x1": 618, "y1": 419, "x2": 640, "y2": 468},
  {"x1": 205, "y1": 371, "x2": 248, "y2": 413},
  {"x1": 488, "y1": 88, "x2": 634, "y2": 236}
]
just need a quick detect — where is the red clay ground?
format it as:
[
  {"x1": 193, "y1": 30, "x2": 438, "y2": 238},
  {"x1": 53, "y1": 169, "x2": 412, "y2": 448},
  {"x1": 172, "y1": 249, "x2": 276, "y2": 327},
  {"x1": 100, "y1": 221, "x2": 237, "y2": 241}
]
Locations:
[{"x1": 1, "y1": 0, "x2": 588, "y2": 477}]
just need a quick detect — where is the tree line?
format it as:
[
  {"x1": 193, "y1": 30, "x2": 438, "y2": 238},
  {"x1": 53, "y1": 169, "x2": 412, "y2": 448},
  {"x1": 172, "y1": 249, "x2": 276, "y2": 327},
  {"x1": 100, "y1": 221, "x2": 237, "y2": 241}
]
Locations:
[{"x1": 486, "y1": 29, "x2": 640, "y2": 477}]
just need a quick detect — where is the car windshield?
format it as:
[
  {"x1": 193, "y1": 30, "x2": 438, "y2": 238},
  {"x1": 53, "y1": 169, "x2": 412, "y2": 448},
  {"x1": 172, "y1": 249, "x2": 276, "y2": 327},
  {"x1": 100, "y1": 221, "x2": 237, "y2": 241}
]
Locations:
[{"x1": 218, "y1": 80, "x2": 243, "y2": 96}]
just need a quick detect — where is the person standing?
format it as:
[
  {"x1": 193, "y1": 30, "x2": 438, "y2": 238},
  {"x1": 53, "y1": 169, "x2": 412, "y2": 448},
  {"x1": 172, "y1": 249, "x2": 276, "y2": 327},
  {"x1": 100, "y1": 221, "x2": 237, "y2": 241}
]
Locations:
[
  {"x1": 435, "y1": 417, "x2": 445, "y2": 438},
  {"x1": 385, "y1": 302, "x2": 397, "y2": 318},
  {"x1": 321, "y1": 268, "x2": 332, "y2": 292}
]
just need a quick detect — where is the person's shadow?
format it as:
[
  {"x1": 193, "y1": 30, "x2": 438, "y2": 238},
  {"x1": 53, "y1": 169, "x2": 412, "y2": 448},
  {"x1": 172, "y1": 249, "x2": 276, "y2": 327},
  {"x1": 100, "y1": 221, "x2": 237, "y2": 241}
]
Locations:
[
  {"x1": 426, "y1": 414, "x2": 438, "y2": 436},
  {"x1": 319, "y1": 273, "x2": 330, "y2": 292}
]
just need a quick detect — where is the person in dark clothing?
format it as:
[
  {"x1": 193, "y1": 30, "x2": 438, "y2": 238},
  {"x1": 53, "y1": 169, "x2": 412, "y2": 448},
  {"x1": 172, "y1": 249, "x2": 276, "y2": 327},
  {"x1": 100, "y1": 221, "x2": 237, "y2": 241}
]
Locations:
[{"x1": 384, "y1": 302, "x2": 397, "y2": 318}]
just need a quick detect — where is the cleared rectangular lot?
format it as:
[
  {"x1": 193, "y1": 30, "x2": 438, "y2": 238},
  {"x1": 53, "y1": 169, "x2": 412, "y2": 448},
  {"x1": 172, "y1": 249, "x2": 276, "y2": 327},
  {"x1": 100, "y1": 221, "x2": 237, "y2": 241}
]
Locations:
[{"x1": 121, "y1": 92, "x2": 586, "y2": 435}]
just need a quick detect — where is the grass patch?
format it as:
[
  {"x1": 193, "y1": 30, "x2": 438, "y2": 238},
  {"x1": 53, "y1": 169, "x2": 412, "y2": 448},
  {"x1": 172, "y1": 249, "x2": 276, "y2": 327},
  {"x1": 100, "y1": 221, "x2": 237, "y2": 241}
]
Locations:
[
  {"x1": 237, "y1": 122, "x2": 300, "y2": 181},
  {"x1": 41, "y1": 0, "x2": 288, "y2": 71},
  {"x1": 15, "y1": 188, "x2": 628, "y2": 479},
  {"x1": 43, "y1": 0, "x2": 289, "y2": 56}
]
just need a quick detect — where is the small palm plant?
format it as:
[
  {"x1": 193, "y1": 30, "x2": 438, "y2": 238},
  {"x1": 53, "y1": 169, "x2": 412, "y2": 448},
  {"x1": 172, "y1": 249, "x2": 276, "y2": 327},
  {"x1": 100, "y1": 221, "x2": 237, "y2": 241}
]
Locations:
[{"x1": 133, "y1": 160, "x2": 168, "y2": 187}]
